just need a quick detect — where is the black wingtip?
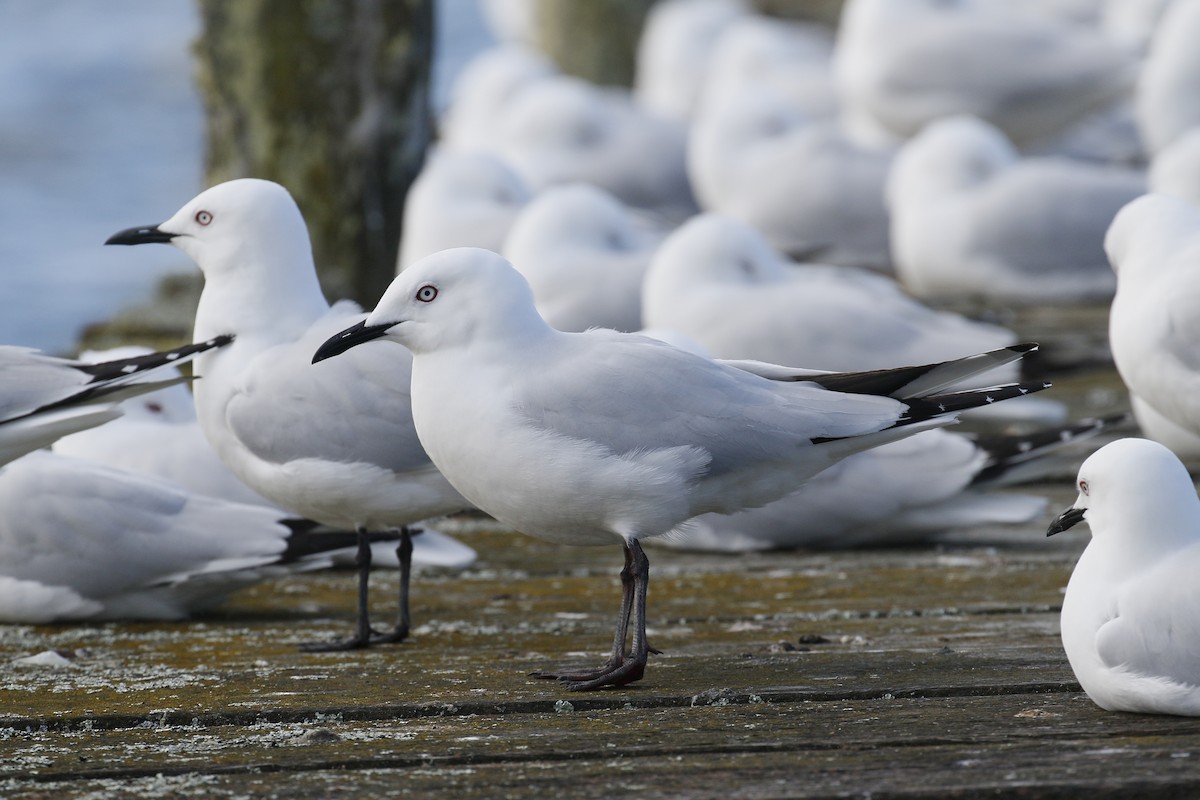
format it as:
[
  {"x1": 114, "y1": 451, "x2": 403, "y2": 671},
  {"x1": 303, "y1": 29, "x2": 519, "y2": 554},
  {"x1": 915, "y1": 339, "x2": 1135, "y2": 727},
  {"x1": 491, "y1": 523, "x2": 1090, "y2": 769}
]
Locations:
[
  {"x1": 106, "y1": 225, "x2": 176, "y2": 246},
  {"x1": 312, "y1": 320, "x2": 394, "y2": 364},
  {"x1": 278, "y1": 523, "x2": 403, "y2": 563},
  {"x1": 76, "y1": 335, "x2": 234, "y2": 382},
  {"x1": 900, "y1": 379, "x2": 1053, "y2": 423},
  {"x1": 970, "y1": 413, "x2": 1133, "y2": 486}
]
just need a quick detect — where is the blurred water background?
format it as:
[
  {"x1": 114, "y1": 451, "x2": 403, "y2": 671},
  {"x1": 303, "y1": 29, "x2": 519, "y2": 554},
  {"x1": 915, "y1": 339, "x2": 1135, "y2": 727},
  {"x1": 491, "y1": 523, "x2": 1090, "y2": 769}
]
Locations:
[{"x1": 0, "y1": 0, "x2": 490, "y2": 353}]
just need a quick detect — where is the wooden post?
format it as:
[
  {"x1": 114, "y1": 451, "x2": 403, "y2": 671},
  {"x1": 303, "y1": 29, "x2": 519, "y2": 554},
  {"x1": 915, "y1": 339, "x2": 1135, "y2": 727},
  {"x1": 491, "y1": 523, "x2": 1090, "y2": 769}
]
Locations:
[
  {"x1": 532, "y1": 0, "x2": 656, "y2": 87},
  {"x1": 192, "y1": 0, "x2": 433, "y2": 305},
  {"x1": 754, "y1": 0, "x2": 845, "y2": 26}
]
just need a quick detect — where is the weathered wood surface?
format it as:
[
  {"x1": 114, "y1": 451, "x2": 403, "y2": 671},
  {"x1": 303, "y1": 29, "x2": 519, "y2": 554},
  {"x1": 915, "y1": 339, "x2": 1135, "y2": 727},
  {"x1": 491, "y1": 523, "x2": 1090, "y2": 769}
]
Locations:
[{"x1": 7, "y1": 304, "x2": 1200, "y2": 798}]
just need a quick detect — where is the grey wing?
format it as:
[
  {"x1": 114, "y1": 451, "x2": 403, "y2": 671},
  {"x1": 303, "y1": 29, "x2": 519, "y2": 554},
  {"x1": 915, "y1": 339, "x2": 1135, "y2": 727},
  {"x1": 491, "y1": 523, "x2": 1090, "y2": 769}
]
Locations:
[
  {"x1": 967, "y1": 165, "x2": 1144, "y2": 278},
  {"x1": 0, "y1": 348, "x2": 91, "y2": 422},
  {"x1": 517, "y1": 332, "x2": 906, "y2": 476},
  {"x1": 0, "y1": 451, "x2": 288, "y2": 598},
  {"x1": 225, "y1": 309, "x2": 433, "y2": 475}
]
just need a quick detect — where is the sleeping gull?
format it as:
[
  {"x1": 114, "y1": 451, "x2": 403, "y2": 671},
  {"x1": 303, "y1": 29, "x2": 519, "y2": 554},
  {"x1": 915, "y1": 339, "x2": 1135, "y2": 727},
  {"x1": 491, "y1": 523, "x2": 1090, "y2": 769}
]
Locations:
[
  {"x1": 1048, "y1": 438, "x2": 1200, "y2": 715},
  {"x1": 52, "y1": 347, "x2": 477, "y2": 571},
  {"x1": 490, "y1": 74, "x2": 696, "y2": 216},
  {"x1": 633, "y1": 0, "x2": 751, "y2": 122},
  {"x1": 887, "y1": 114, "x2": 1143, "y2": 304},
  {"x1": 396, "y1": 151, "x2": 531, "y2": 272},
  {"x1": 641, "y1": 213, "x2": 1016, "y2": 372},
  {"x1": 834, "y1": 0, "x2": 1136, "y2": 148},
  {"x1": 0, "y1": 450, "x2": 377, "y2": 624},
  {"x1": 668, "y1": 416, "x2": 1118, "y2": 552},
  {"x1": 0, "y1": 336, "x2": 230, "y2": 467},
  {"x1": 503, "y1": 182, "x2": 664, "y2": 333},
  {"x1": 313, "y1": 246, "x2": 1048, "y2": 690},
  {"x1": 688, "y1": 86, "x2": 891, "y2": 269},
  {"x1": 1105, "y1": 192, "x2": 1200, "y2": 460},
  {"x1": 106, "y1": 179, "x2": 471, "y2": 650},
  {"x1": 438, "y1": 45, "x2": 555, "y2": 152},
  {"x1": 1136, "y1": 0, "x2": 1200, "y2": 155},
  {"x1": 1149, "y1": 128, "x2": 1200, "y2": 206}
]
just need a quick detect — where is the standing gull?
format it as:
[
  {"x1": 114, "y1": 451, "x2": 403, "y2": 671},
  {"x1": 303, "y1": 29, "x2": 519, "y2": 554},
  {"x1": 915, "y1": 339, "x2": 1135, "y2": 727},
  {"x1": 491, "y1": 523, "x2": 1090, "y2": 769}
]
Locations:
[
  {"x1": 1048, "y1": 438, "x2": 1200, "y2": 715},
  {"x1": 106, "y1": 179, "x2": 471, "y2": 650},
  {"x1": 314, "y1": 247, "x2": 1048, "y2": 691}
]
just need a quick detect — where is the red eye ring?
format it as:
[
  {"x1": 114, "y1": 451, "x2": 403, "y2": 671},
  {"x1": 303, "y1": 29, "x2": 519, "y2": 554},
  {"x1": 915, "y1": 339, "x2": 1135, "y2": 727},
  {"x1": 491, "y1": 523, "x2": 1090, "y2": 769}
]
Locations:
[
  {"x1": 195, "y1": 210, "x2": 213, "y2": 226},
  {"x1": 1079, "y1": 479, "x2": 1089, "y2": 496},
  {"x1": 416, "y1": 285, "x2": 438, "y2": 303}
]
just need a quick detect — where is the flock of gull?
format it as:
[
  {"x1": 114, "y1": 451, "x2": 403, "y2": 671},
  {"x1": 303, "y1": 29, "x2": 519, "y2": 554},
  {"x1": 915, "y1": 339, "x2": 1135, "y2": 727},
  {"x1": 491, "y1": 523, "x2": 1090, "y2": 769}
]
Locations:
[{"x1": 6, "y1": 0, "x2": 1200, "y2": 708}]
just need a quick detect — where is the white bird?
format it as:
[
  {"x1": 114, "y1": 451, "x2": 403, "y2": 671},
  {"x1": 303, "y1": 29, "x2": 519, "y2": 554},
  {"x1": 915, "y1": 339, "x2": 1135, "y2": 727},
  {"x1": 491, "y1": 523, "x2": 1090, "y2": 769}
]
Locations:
[
  {"x1": 633, "y1": 0, "x2": 751, "y2": 122},
  {"x1": 1102, "y1": 0, "x2": 1174, "y2": 58},
  {"x1": 0, "y1": 337, "x2": 230, "y2": 467},
  {"x1": 1105, "y1": 192, "x2": 1200, "y2": 460},
  {"x1": 641, "y1": 213, "x2": 1017, "y2": 372},
  {"x1": 834, "y1": 0, "x2": 1137, "y2": 148},
  {"x1": 1136, "y1": 0, "x2": 1200, "y2": 155},
  {"x1": 491, "y1": 74, "x2": 696, "y2": 216},
  {"x1": 688, "y1": 85, "x2": 892, "y2": 268},
  {"x1": 50, "y1": 348, "x2": 478, "y2": 571},
  {"x1": 699, "y1": 14, "x2": 837, "y2": 120},
  {"x1": 669, "y1": 416, "x2": 1116, "y2": 551},
  {"x1": 1149, "y1": 127, "x2": 1200, "y2": 206},
  {"x1": 1007, "y1": 0, "x2": 1106, "y2": 26},
  {"x1": 313, "y1": 246, "x2": 1048, "y2": 690},
  {"x1": 0, "y1": 450, "x2": 371, "y2": 624},
  {"x1": 1048, "y1": 437, "x2": 1200, "y2": 715},
  {"x1": 397, "y1": 150, "x2": 531, "y2": 271},
  {"x1": 887, "y1": 114, "x2": 1144, "y2": 303},
  {"x1": 106, "y1": 179, "x2": 471, "y2": 651},
  {"x1": 51, "y1": 346, "x2": 273, "y2": 507},
  {"x1": 503, "y1": 183, "x2": 664, "y2": 332},
  {"x1": 438, "y1": 45, "x2": 556, "y2": 152}
]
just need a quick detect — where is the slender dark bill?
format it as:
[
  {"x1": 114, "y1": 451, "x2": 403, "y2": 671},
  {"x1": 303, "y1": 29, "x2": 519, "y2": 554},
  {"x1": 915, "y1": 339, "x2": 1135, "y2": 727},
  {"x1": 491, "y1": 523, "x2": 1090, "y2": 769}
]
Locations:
[
  {"x1": 312, "y1": 320, "x2": 395, "y2": 364},
  {"x1": 106, "y1": 225, "x2": 175, "y2": 246},
  {"x1": 1046, "y1": 507, "x2": 1086, "y2": 537}
]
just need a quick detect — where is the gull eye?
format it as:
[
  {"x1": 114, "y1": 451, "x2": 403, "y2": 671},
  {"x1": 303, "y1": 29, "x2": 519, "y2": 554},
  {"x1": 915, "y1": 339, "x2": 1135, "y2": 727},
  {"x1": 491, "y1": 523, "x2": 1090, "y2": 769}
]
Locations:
[
  {"x1": 416, "y1": 285, "x2": 438, "y2": 303},
  {"x1": 1078, "y1": 479, "x2": 1089, "y2": 496},
  {"x1": 195, "y1": 210, "x2": 213, "y2": 226}
]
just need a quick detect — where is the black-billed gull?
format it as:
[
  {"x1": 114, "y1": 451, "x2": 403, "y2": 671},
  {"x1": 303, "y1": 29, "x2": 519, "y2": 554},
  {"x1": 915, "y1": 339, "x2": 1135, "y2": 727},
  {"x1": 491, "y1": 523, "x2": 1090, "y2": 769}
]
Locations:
[
  {"x1": 1048, "y1": 438, "x2": 1200, "y2": 715},
  {"x1": 313, "y1": 246, "x2": 1049, "y2": 691},
  {"x1": 106, "y1": 179, "x2": 472, "y2": 651}
]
